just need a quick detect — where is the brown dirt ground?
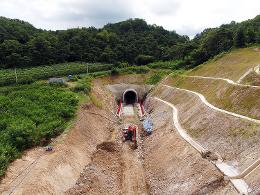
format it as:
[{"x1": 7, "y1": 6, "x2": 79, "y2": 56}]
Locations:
[
  {"x1": 1, "y1": 73, "x2": 259, "y2": 194},
  {"x1": 142, "y1": 98, "x2": 236, "y2": 194},
  {"x1": 67, "y1": 97, "x2": 149, "y2": 195},
  {"x1": 152, "y1": 84, "x2": 260, "y2": 193},
  {"x1": 0, "y1": 80, "x2": 116, "y2": 195}
]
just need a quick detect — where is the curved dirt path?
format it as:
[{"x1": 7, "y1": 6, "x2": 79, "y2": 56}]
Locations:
[
  {"x1": 163, "y1": 84, "x2": 260, "y2": 124},
  {"x1": 186, "y1": 75, "x2": 260, "y2": 88},
  {"x1": 154, "y1": 97, "x2": 251, "y2": 194}
]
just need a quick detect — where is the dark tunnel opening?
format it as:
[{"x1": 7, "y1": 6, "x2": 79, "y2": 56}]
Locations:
[{"x1": 123, "y1": 90, "x2": 137, "y2": 104}]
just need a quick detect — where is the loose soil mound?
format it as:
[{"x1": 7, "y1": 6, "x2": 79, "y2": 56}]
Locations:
[
  {"x1": 96, "y1": 141, "x2": 118, "y2": 152},
  {"x1": 66, "y1": 141, "x2": 123, "y2": 195}
]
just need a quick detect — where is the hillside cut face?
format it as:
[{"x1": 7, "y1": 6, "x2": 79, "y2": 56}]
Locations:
[{"x1": 107, "y1": 84, "x2": 153, "y2": 103}]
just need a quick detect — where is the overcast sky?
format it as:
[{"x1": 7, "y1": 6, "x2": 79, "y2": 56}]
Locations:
[{"x1": 1, "y1": 0, "x2": 260, "y2": 37}]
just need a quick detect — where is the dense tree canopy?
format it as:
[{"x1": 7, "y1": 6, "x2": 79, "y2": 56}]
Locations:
[{"x1": 0, "y1": 15, "x2": 260, "y2": 69}]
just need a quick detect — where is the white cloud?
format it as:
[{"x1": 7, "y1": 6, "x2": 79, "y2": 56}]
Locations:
[{"x1": 0, "y1": 0, "x2": 259, "y2": 37}]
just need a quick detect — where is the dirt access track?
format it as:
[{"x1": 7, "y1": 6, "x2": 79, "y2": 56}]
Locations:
[{"x1": 0, "y1": 74, "x2": 259, "y2": 194}]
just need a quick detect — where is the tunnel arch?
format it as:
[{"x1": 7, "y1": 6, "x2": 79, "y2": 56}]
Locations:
[{"x1": 123, "y1": 89, "x2": 138, "y2": 104}]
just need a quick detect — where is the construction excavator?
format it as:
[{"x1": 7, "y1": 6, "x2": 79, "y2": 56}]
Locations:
[{"x1": 122, "y1": 124, "x2": 138, "y2": 149}]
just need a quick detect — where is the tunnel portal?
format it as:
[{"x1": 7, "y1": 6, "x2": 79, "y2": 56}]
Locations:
[{"x1": 123, "y1": 89, "x2": 138, "y2": 104}]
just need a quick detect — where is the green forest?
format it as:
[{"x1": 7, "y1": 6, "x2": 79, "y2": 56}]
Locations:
[{"x1": 1, "y1": 15, "x2": 260, "y2": 70}]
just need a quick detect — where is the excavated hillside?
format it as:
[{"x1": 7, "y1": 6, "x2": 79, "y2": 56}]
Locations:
[
  {"x1": 168, "y1": 47, "x2": 260, "y2": 120},
  {"x1": 1, "y1": 47, "x2": 260, "y2": 195},
  {"x1": 167, "y1": 76, "x2": 260, "y2": 119}
]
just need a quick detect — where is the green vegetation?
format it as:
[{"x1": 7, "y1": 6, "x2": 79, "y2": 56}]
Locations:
[
  {"x1": 146, "y1": 70, "x2": 172, "y2": 85},
  {"x1": 1, "y1": 15, "x2": 260, "y2": 71},
  {"x1": 0, "y1": 83, "x2": 78, "y2": 176},
  {"x1": 71, "y1": 76, "x2": 92, "y2": 94},
  {"x1": 188, "y1": 47, "x2": 260, "y2": 80},
  {"x1": 0, "y1": 63, "x2": 112, "y2": 86},
  {"x1": 90, "y1": 94, "x2": 103, "y2": 108},
  {"x1": 117, "y1": 66, "x2": 150, "y2": 75},
  {"x1": 0, "y1": 17, "x2": 187, "y2": 69},
  {"x1": 147, "y1": 60, "x2": 184, "y2": 70}
]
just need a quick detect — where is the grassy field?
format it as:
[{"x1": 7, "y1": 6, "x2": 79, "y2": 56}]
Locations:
[
  {"x1": 0, "y1": 83, "x2": 79, "y2": 177},
  {"x1": 0, "y1": 63, "x2": 112, "y2": 86},
  {"x1": 189, "y1": 47, "x2": 260, "y2": 80}
]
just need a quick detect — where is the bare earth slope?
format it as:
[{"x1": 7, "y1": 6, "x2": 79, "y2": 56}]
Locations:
[
  {"x1": 142, "y1": 98, "x2": 236, "y2": 194},
  {"x1": 0, "y1": 81, "x2": 116, "y2": 195},
  {"x1": 151, "y1": 84, "x2": 260, "y2": 193}
]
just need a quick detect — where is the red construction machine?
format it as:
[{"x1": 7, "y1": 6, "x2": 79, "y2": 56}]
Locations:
[{"x1": 122, "y1": 125, "x2": 138, "y2": 149}]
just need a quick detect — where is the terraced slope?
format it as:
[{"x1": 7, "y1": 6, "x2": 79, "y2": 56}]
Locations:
[
  {"x1": 151, "y1": 84, "x2": 260, "y2": 193},
  {"x1": 166, "y1": 76, "x2": 260, "y2": 119},
  {"x1": 166, "y1": 47, "x2": 260, "y2": 120},
  {"x1": 153, "y1": 47, "x2": 260, "y2": 193},
  {"x1": 189, "y1": 47, "x2": 260, "y2": 81}
]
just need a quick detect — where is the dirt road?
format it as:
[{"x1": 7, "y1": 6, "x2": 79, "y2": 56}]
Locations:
[
  {"x1": 67, "y1": 103, "x2": 149, "y2": 194},
  {"x1": 121, "y1": 104, "x2": 148, "y2": 195}
]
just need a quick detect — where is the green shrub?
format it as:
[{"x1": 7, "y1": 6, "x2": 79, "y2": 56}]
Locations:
[
  {"x1": 111, "y1": 68, "x2": 119, "y2": 76},
  {"x1": 18, "y1": 75, "x2": 35, "y2": 84},
  {"x1": 135, "y1": 55, "x2": 155, "y2": 65},
  {"x1": 89, "y1": 70, "x2": 111, "y2": 78},
  {"x1": 0, "y1": 83, "x2": 78, "y2": 176},
  {"x1": 146, "y1": 74, "x2": 162, "y2": 85},
  {"x1": 146, "y1": 70, "x2": 172, "y2": 85},
  {"x1": 72, "y1": 76, "x2": 92, "y2": 94},
  {"x1": 147, "y1": 60, "x2": 184, "y2": 70},
  {"x1": 118, "y1": 66, "x2": 150, "y2": 74}
]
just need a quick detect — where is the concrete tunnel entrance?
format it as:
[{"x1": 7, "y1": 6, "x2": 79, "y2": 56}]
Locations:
[{"x1": 123, "y1": 89, "x2": 138, "y2": 104}]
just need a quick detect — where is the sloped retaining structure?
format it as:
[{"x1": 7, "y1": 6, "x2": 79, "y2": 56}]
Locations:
[{"x1": 107, "y1": 84, "x2": 153, "y2": 104}]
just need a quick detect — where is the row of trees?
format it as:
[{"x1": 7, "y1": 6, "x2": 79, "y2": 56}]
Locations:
[
  {"x1": 0, "y1": 15, "x2": 260, "y2": 69},
  {"x1": 0, "y1": 17, "x2": 188, "y2": 68},
  {"x1": 185, "y1": 16, "x2": 260, "y2": 67}
]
